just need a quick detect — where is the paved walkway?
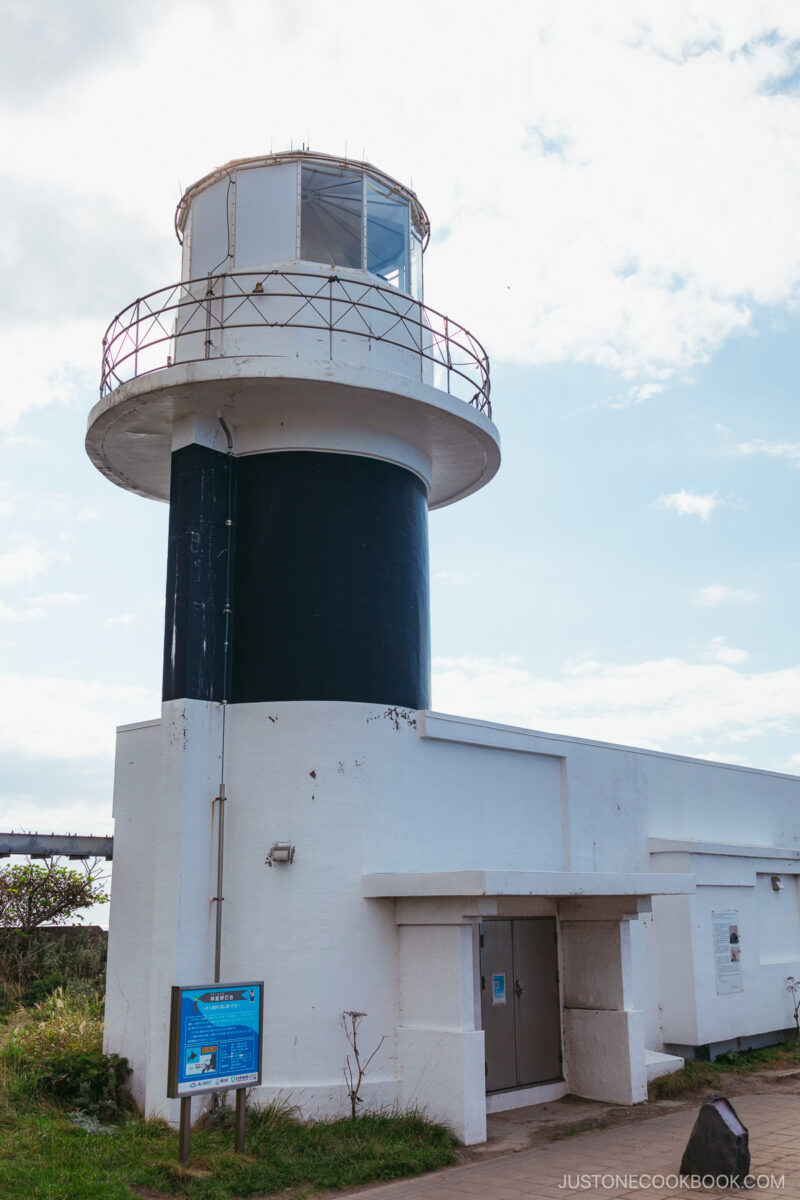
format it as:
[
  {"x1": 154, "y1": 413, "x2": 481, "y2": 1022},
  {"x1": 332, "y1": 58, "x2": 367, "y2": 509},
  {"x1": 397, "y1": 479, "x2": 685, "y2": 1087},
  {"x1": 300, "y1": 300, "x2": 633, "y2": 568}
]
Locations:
[{"x1": 332, "y1": 1094, "x2": 800, "y2": 1199}]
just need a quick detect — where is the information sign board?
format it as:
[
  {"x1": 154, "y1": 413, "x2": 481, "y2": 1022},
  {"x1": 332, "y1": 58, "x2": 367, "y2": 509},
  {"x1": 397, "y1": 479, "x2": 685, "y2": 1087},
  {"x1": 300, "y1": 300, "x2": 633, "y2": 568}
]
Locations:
[
  {"x1": 168, "y1": 981, "x2": 263, "y2": 1098},
  {"x1": 712, "y1": 910, "x2": 743, "y2": 995}
]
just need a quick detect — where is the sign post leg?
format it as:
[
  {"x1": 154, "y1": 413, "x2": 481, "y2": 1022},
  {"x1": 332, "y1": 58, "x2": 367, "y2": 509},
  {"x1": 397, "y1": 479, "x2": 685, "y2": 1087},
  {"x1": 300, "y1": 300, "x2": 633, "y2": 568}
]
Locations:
[
  {"x1": 235, "y1": 1087, "x2": 247, "y2": 1152},
  {"x1": 179, "y1": 1096, "x2": 192, "y2": 1164}
]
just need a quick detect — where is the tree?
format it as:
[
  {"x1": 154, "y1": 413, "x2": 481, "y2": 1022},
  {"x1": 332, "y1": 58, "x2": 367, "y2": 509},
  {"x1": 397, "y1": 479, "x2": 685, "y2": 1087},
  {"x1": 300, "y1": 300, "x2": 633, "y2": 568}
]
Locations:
[{"x1": 0, "y1": 858, "x2": 109, "y2": 933}]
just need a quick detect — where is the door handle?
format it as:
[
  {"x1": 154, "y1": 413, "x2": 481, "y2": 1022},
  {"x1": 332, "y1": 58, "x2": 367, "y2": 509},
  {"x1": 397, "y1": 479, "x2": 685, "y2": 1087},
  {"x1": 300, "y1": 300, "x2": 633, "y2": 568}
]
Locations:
[{"x1": 514, "y1": 978, "x2": 524, "y2": 997}]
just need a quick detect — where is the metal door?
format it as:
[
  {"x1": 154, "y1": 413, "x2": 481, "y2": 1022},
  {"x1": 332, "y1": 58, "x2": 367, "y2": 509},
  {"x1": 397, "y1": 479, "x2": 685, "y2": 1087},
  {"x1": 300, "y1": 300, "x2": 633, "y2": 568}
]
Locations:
[{"x1": 480, "y1": 917, "x2": 562, "y2": 1093}]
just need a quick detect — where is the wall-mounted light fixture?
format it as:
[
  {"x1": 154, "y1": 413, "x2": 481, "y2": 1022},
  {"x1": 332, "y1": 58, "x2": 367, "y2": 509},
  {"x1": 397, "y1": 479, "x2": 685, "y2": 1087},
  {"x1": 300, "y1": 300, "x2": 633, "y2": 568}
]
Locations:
[
  {"x1": 266, "y1": 841, "x2": 295, "y2": 867},
  {"x1": 771, "y1": 875, "x2": 784, "y2": 891}
]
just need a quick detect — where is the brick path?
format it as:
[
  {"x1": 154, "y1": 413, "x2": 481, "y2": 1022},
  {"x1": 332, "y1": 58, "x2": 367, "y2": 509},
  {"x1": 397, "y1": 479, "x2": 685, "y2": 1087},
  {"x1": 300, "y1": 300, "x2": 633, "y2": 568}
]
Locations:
[{"x1": 332, "y1": 1095, "x2": 800, "y2": 1199}]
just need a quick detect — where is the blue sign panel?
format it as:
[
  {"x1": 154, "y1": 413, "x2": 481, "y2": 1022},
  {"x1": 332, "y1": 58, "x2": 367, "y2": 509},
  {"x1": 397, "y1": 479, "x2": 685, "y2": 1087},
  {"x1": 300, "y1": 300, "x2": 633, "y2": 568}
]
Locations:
[
  {"x1": 491, "y1": 972, "x2": 506, "y2": 1006},
  {"x1": 168, "y1": 981, "x2": 263, "y2": 1097}
]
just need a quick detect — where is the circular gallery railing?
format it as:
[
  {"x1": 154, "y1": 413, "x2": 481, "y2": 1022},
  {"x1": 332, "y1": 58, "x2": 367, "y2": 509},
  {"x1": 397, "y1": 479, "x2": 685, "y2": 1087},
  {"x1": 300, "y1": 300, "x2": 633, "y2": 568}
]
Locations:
[{"x1": 100, "y1": 270, "x2": 491, "y2": 417}]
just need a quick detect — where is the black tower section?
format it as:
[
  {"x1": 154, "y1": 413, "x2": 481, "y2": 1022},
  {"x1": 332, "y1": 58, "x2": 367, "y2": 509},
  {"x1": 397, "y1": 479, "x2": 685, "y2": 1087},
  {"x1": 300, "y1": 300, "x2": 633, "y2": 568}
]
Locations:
[
  {"x1": 162, "y1": 443, "x2": 232, "y2": 702},
  {"x1": 162, "y1": 447, "x2": 431, "y2": 708},
  {"x1": 231, "y1": 451, "x2": 431, "y2": 708}
]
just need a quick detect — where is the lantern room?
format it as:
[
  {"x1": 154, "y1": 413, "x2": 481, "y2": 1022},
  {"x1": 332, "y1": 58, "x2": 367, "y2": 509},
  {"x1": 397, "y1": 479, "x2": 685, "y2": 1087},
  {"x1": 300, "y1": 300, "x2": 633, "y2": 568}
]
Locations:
[
  {"x1": 176, "y1": 151, "x2": 429, "y2": 298},
  {"x1": 88, "y1": 149, "x2": 498, "y2": 513}
]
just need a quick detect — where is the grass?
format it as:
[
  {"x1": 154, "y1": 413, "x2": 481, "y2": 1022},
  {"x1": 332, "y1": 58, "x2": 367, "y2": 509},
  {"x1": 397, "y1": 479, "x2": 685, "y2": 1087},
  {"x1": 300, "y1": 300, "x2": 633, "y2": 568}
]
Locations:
[
  {"x1": 0, "y1": 1104, "x2": 455, "y2": 1200},
  {"x1": 0, "y1": 986, "x2": 456, "y2": 1200},
  {"x1": 0, "y1": 929, "x2": 107, "y2": 1020},
  {"x1": 649, "y1": 1040, "x2": 800, "y2": 1100}
]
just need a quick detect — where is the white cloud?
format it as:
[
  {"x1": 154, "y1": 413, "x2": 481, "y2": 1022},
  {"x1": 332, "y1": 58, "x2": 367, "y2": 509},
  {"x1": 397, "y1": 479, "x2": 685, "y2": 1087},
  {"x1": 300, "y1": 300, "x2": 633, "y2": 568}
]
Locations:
[
  {"x1": 0, "y1": 2, "x2": 799, "y2": 427},
  {"x1": 656, "y1": 489, "x2": 720, "y2": 520},
  {"x1": 695, "y1": 584, "x2": 757, "y2": 607},
  {"x1": 702, "y1": 636, "x2": 750, "y2": 665},
  {"x1": 0, "y1": 545, "x2": 50, "y2": 587},
  {"x1": 1, "y1": 435, "x2": 41, "y2": 448},
  {"x1": 628, "y1": 382, "x2": 666, "y2": 403},
  {"x1": 17, "y1": 592, "x2": 85, "y2": 624},
  {"x1": 0, "y1": 674, "x2": 157, "y2": 761},
  {"x1": 0, "y1": 321, "x2": 99, "y2": 432},
  {"x1": 29, "y1": 591, "x2": 84, "y2": 609},
  {"x1": 416, "y1": 5, "x2": 800, "y2": 388},
  {"x1": 11, "y1": 591, "x2": 87, "y2": 622},
  {"x1": 103, "y1": 613, "x2": 138, "y2": 627},
  {"x1": 431, "y1": 651, "x2": 800, "y2": 757},
  {"x1": 696, "y1": 750, "x2": 752, "y2": 766},
  {"x1": 733, "y1": 438, "x2": 800, "y2": 466},
  {"x1": 0, "y1": 482, "x2": 16, "y2": 518}
]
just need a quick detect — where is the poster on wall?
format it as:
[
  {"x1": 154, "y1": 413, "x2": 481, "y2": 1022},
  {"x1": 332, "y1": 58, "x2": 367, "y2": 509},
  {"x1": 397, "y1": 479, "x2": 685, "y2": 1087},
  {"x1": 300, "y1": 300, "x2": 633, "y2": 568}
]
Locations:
[
  {"x1": 712, "y1": 910, "x2": 743, "y2": 995},
  {"x1": 167, "y1": 981, "x2": 263, "y2": 1097}
]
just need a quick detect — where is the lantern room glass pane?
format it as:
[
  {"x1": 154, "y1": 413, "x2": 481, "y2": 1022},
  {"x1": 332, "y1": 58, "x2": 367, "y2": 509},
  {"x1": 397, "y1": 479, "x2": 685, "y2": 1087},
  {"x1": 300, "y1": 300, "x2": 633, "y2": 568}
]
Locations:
[
  {"x1": 300, "y1": 166, "x2": 363, "y2": 269},
  {"x1": 366, "y1": 180, "x2": 408, "y2": 292}
]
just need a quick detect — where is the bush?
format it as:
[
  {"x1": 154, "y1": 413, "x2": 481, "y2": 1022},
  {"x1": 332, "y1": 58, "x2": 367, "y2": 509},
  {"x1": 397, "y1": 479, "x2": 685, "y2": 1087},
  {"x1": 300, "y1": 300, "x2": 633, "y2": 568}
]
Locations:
[
  {"x1": 2, "y1": 986, "x2": 131, "y2": 1121},
  {"x1": 35, "y1": 1047, "x2": 131, "y2": 1121},
  {"x1": 0, "y1": 929, "x2": 106, "y2": 1017}
]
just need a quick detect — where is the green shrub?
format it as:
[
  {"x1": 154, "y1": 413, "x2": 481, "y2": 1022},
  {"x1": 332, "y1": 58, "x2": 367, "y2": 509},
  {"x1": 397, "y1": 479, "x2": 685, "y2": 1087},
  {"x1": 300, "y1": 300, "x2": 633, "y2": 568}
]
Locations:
[
  {"x1": 35, "y1": 1047, "x2": 131, "y2": 1120},
  {"x1": 0, "y1": 928, "x2": 106, "y2": 1014},
  {"x1": 20, "y1": 971, "x2": 64, "y2": 1009}
]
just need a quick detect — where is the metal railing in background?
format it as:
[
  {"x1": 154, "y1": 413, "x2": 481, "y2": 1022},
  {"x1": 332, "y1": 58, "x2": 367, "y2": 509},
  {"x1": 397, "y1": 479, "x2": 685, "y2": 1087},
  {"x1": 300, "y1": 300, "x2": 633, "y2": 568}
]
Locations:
[
  {"x1": 100, "y1": 270, "x2": 491, "y2": 418},
  {"x1": 0, "y1": 832, "x2": 114, "y2": 860}
]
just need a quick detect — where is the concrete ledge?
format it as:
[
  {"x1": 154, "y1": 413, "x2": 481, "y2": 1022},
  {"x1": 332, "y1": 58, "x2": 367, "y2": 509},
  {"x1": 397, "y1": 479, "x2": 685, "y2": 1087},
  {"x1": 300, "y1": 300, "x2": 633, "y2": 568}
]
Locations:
[
  {"x1": 363, "y1": 870, "x2": 695, "y2": 899},
  {"x1": 650, "y1": 837, "x2": 800, "y2": 861},
  {"x1": 486, "y1": 1080, "x2": 567, "y2": 1113},
  {"x1": 645, "y1": 1049, "x2": 685, "y2": 1082}
]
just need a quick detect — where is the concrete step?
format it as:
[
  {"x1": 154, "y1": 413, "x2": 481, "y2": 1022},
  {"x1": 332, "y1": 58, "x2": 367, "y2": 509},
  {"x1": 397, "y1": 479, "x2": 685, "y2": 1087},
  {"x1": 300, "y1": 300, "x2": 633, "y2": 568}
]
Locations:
[{"x1": 646, "y1": 1048, "x2": 685, "y2": 1082}]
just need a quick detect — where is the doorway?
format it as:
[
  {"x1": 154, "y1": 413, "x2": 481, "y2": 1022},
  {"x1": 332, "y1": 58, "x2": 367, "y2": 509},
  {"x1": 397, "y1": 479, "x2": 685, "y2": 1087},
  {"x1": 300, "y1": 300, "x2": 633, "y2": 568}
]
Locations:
[{"x1": 480, "y1": 917, "x2": 562, "y2": 1092}]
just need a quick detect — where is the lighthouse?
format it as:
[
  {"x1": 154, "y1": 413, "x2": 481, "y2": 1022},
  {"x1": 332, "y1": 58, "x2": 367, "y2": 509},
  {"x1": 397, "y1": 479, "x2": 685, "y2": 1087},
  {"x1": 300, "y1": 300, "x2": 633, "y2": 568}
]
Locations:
[
  {"x1": 89, "y1": 151, "x2": 800, "y2": 1143},
  {"x1": 90, "y1": 151, "x2": 501, "y2": 1141}
]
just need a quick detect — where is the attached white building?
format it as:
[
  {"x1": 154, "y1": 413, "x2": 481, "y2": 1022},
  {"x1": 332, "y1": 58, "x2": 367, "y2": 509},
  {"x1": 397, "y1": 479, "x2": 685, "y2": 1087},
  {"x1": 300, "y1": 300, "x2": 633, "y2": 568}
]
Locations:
[{"x1": 90, "y1": 152, "x2": 800, "y2": 1144}]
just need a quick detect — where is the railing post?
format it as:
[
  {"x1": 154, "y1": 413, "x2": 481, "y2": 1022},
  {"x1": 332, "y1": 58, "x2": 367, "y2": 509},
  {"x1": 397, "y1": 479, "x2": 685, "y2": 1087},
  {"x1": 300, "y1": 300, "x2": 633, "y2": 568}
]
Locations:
[
  {"x1": 134, "y1": 301, "x2": 140, "y2": 381},
  {"x1": 205, "y1": 274, "x2": 213, "y2": 360},
  {"x1": 329, "y1": 276, "x2": 333, "y2": 362},
  {"x1": 220, "y1": 272, "x2": 226, "y2": 359},
  {"x1": 445, "y1": 315, "x2": 451, "y2": 394},
  {"x1": 418, "y1": 302, "x2": 423, "y2": 382}
]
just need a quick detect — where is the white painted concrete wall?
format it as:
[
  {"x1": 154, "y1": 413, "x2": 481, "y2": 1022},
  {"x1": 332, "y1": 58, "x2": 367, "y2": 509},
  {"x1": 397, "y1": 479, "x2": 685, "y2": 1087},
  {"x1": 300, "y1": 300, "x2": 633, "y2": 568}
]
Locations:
[
  {"x1": 651, "y1": 844, "x2": 800, "y2": 1052},
  {"x1": 104, "y1": 702, "x2": 224, "y2": 1123},
  {"x1": 104, "y1": 702, "x2": 800, "y2": 1141},
  {"x1": 103, "y1": 718, "x2": 161, "y2": 1109}
]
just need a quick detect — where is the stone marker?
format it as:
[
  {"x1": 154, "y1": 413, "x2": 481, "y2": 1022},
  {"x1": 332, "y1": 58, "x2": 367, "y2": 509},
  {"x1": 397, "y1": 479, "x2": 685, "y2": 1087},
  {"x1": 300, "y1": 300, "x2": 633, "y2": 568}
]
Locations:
[{"x1": 680, "y1": 1093, "x2": 750, "y2": 1182}]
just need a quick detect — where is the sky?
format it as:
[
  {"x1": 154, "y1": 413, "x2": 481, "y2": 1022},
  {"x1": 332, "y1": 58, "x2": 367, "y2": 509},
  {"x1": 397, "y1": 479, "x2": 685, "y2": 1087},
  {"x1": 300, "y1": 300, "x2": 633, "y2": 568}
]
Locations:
[{"x1": 2, "y1": 0, "x2": 800, "y2": 910}]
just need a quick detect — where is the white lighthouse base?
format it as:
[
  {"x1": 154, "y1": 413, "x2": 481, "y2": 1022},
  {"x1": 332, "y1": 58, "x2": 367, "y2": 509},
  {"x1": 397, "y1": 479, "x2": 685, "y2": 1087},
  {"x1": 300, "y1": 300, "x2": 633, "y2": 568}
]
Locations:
[{"x1": 104, "y1": 701, "x2": 800, "y2": 1142}]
